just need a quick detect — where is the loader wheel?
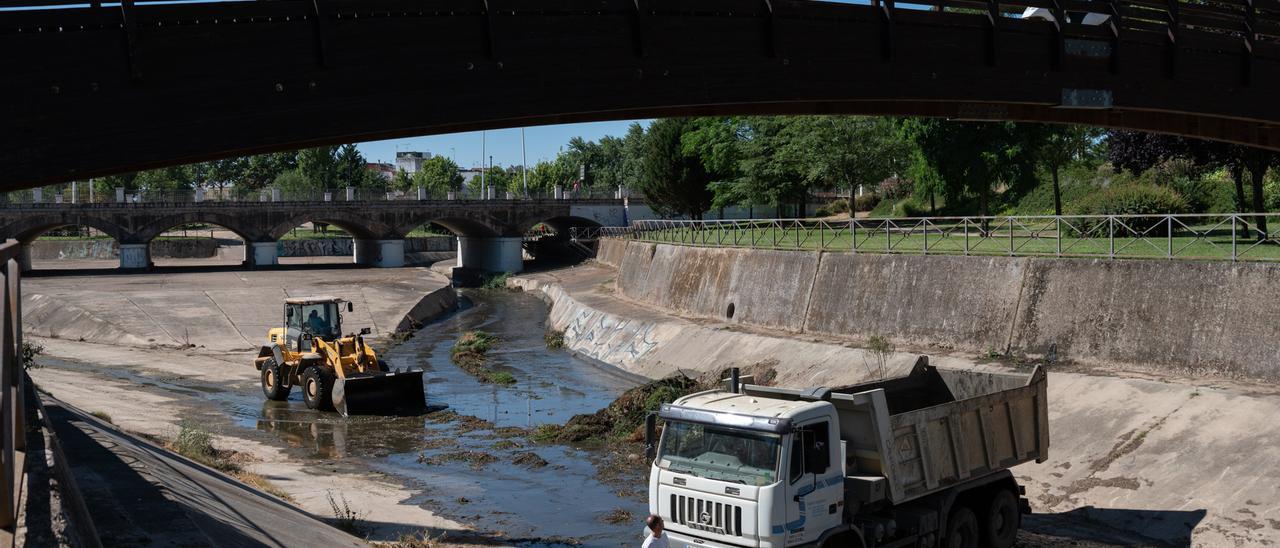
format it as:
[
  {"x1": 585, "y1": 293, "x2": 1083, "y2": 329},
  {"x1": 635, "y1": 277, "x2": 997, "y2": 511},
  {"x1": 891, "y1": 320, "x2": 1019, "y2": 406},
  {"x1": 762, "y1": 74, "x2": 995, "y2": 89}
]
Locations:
[
  {"x1": 260, "y1": 358, "x2": 291, "y2": 401},
  {"x1": 301, "y1": 366, "x2": 335, "y2": 411},
  {"x1": 984, "y1": 488, "x2": 1020, "y2": 548},
  {"x1": 944, "y1": 506, "x2": 979, "y2": 548}
]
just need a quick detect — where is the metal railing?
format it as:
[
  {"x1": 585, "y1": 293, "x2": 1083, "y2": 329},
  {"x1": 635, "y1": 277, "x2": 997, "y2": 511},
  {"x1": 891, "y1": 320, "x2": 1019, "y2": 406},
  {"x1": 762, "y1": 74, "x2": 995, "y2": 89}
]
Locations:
[
  {"x1": 0, "y1": 240, "x2": 24, "y2": 545},
  {"x1": 1, "y1": 186, "x2": 636, "y2": 206},
  {"x1": 610, "y1": 214, "x2": 1280, "y2": 262}
]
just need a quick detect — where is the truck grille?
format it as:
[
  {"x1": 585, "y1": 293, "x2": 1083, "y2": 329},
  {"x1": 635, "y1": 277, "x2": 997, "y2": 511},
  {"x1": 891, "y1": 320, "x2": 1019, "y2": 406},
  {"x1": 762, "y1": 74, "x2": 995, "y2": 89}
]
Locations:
[{"x1": 670, "y1": 494, "x2": 743, "y2": 537}]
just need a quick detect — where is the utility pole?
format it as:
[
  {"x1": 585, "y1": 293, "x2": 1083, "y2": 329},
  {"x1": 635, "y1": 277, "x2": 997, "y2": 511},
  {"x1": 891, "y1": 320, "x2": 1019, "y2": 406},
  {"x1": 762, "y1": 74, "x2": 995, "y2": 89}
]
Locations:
[
  {"x1": 480, "y1": 131, "x2": 486, "y2": 199},
  {"x1": 521, "y1": 127, "x2": 528, "y2": 198}
]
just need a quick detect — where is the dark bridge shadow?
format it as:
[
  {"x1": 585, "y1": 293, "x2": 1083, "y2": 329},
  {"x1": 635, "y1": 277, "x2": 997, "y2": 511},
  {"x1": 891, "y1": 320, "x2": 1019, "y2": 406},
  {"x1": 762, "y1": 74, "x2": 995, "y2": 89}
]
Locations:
[{"x1": 1022, "y1": 506, "x2": 1206, "y2": 547}]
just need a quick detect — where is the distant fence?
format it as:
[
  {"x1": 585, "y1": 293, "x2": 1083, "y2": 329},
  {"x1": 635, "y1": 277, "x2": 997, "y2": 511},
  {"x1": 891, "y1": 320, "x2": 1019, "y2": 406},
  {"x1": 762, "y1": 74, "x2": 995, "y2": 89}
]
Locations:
[
  {"x1": 587, "y1": 214, "x2": 1280, "y2": 262},
  {"x1": 1, "y1": 186, "x2": 636, "y2": 205}
]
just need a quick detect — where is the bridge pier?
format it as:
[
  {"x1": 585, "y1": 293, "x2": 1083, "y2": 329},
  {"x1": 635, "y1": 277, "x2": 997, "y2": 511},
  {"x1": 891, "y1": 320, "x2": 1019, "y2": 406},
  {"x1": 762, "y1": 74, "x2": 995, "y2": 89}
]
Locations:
[
  {"x1": 249, "y1": 242, "x2": 278, "y2": 267},
  {"x1": 354, "y1": 239, "x2": 405, "y2": 268},
  {"x1": 456, "y1": 237, "x2": 523, "y2": 273},
  {"x1": 119, "y1": 244, "x2": 150, "y2": 269}
]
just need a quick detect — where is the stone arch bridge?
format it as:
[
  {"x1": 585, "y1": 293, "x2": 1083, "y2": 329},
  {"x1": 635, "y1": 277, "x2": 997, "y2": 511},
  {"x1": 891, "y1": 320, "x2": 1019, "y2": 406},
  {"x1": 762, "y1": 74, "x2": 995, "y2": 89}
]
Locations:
[{"x1": 0, "y1": 200, "x2": 626, "y2": 272}]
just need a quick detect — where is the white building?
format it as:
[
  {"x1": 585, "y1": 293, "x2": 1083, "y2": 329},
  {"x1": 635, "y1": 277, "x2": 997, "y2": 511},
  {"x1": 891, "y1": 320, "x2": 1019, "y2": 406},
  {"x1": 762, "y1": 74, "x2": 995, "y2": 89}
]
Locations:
[{"x1": 395, "y1": 151, "x2": 432, "y2": 174}]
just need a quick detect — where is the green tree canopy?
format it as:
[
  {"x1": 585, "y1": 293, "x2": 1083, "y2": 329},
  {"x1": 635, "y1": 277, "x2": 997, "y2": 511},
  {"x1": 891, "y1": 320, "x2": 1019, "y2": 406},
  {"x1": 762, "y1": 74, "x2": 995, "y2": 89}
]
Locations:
[
  {"x1": 638, "y1": 118, "x2": 714, "y2": 219},
  {"x1": 411, "y1": 156, "x2": 464, "y2": 195}
]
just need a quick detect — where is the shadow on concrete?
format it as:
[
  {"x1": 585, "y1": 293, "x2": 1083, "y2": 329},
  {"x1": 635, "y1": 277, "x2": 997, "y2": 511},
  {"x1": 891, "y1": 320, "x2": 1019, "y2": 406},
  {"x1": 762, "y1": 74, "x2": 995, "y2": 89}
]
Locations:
[
  {"x1": 351, "y1": 518, "x2": 585, "y2": 546},
  {"x1": 1023, "y1": 506, "x2": 1206, "y2": 547},
  {"x1": 39, "y1": 395, "x2": 364, "y2": 547}
]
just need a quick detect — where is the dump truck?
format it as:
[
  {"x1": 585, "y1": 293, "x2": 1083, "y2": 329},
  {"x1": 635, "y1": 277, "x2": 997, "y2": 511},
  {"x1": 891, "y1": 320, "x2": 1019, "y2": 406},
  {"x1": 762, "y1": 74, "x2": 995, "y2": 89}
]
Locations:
[
  {"x1": 646, "y1": 357, "x2": 1048, "y2": 548},
  {"x1": 253, "y1": 296, "x2": 426, "y2": 417}
]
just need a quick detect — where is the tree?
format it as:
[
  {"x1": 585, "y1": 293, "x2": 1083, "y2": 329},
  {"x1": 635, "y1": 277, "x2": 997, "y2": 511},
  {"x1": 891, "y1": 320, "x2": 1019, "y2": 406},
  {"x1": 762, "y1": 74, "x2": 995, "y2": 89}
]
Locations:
[
  {"x1": 1035, "y1": 125, "x2": 1102, "y2": 216},
  {"x1": 795, "y1": 116, "x2": 910, "y2": 211},
  {"x1": 638, "y1": 118, "x2": 714, "y2": 219},
  {"x1": 335, "y1": 144, "x2": 371, "y2": 188},
  {"x1": 391, "y1": 169, "x2": 413, "y2": 192},
  {"x1": 901, "y1": 119, "x2": 1039, "y2": 226},
  {"x1": 297, "y1": 146, "x2": 340, "y2": 189},
  {"x1": 412, "y1": 156, "x2": 464, "y2": 196},
  {"x1": 733, "y1": 117, "x2": 811, "y2": 217},
  {"x1": 242, "y1": 152, "x2": 297, "y2": 193},
  {"x1": 272, "y1": 169, "x2": 313, "y2": 194}
]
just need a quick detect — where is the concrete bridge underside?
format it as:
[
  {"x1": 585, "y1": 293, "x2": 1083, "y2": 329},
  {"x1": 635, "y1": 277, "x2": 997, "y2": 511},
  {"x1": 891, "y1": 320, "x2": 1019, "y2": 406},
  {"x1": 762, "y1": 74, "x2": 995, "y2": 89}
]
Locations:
[
  {"x1": 0, "y1": 201, "x2": 621, "y2": 272},
  {"x1": 2, "y1": 0, "x2": 1280, "y2": 189}
]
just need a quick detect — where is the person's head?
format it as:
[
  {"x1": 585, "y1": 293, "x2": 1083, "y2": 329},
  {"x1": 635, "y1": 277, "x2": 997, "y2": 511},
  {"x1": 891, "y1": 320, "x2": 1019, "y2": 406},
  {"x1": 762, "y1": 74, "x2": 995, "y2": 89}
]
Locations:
[
  {"x1": 645, "y1": 515, "x2": 663, "y2": 536},
  {"x1": 308, "y1": 310, "x2": 319, "y2": 319}
]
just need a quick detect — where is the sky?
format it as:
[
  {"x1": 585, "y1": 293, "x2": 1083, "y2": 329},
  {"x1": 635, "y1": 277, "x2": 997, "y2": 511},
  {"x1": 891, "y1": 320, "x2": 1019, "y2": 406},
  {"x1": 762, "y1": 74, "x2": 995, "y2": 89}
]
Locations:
[{"x1": 355, "y1": 120, "x2": 649, "y2": 170}]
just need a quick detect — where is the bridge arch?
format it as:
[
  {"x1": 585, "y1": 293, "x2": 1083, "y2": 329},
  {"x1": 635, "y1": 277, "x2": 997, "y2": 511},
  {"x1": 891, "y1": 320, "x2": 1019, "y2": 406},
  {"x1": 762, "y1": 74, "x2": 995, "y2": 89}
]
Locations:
[
  {"x1": 133, "y1": 212, "x2": 264, "y2": 244},
  {"x1": 2, "y1": 215, "x2": 128, "y2": 245}
]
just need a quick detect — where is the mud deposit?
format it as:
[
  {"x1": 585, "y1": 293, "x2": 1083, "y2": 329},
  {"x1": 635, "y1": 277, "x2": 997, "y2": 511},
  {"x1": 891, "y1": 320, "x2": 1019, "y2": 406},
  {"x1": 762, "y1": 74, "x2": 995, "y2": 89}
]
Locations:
[{"x1": 255, "y1": 290, "x2": 650, "y2": 545}]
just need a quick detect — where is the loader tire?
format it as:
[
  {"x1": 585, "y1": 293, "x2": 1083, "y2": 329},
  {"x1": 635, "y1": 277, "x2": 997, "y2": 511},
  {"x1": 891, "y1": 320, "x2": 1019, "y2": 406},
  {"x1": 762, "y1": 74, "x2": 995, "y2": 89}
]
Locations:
[
  {"x1": 260, "y1": 358, "x2": 291, "y2": 401},
  {"x1": 301, "y1": 366, "x2": 335, "y2": 411}
]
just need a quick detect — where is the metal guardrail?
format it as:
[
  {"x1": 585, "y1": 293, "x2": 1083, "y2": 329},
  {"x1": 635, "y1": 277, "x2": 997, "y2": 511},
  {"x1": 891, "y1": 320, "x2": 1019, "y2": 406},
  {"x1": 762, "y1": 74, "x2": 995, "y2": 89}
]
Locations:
[
  {"x1": 606, "y1": 214, "x2": 1280, "y2": 262},
  {"x1": 2, "y1": 186, "x2": 636, "y2": 205},
  {"x1": 0, "y1": 240, "x2": 24, "y2": 545}
]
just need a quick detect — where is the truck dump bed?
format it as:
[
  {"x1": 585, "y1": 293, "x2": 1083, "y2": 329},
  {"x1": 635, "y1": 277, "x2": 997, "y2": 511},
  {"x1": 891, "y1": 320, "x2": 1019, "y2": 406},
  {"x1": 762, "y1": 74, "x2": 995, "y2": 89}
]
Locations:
[
  {"x1": 841, "y1": 359, "x2": 1048, "y2": 503},
  {"x1": 746, "y1": 357, "x2": 1048, "y2": 505}
]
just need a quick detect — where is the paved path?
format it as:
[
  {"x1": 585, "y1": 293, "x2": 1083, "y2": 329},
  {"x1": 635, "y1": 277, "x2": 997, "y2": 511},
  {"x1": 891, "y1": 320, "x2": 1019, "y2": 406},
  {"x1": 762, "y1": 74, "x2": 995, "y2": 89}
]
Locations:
[{"x1": 40, "y1": 394, "x2": 365, "y2": 547}]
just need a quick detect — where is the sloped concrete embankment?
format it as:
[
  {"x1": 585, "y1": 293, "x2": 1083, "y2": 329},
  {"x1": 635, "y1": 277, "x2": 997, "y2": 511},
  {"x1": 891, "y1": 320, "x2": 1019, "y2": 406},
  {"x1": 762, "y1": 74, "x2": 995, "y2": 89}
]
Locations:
[
  {"x1": 22, "y1": 270, "x2": 457, "y2": 351},
  {"x1": 511, "y1": 264, "x2": 1280, "y2": 547},
  {"x1": 605, "y1": 240, "x2": 1280, "y2": 381}
]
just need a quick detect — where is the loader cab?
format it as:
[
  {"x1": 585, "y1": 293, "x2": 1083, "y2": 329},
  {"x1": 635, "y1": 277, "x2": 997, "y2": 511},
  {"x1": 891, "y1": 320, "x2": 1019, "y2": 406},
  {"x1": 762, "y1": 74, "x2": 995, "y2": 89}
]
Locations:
[{"x1": 284, "y1": 297, "x2": 350, "y2": 351}]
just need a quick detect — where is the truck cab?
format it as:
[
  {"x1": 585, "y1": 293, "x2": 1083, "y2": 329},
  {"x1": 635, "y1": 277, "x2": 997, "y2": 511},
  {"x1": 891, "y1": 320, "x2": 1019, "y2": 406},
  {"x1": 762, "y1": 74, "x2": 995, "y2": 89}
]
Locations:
[
  {"x1": 651, "y1": 393, "x2": 845, "y2": 547},
  {"x1": 650, "y1": 359, "x2": 1048, "y2": 548}
]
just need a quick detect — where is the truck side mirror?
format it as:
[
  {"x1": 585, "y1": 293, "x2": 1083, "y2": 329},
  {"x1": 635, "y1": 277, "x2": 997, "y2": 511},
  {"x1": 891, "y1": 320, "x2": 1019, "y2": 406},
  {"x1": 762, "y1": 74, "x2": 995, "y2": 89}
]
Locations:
[
  {"x1": 644, "y1": 413, "x2": 658, "y2": 461},
  {"x1": 347, "y1": 302, "x2": 354, "y2": 312}
]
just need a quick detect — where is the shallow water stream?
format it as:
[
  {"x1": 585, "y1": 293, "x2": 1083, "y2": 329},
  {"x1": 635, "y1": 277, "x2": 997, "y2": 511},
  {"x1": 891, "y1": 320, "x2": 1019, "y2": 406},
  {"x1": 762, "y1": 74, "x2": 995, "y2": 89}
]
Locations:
[{"x1": 252, "y1": 289, "x2": 650, "y2": 545}]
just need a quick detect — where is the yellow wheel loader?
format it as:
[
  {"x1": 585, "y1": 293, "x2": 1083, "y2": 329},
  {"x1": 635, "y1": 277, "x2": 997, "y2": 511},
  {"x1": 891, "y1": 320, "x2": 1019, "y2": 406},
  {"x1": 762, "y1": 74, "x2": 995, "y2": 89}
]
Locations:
[{"x1": 253, "y1": 296, "x2": 426, "y2": 416}]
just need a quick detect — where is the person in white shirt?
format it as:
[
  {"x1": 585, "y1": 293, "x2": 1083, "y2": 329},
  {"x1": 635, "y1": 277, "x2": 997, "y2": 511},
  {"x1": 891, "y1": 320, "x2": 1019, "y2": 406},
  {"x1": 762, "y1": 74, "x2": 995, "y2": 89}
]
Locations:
[{"x1": 642, "y1": 514, "x2": 669, "y2": 548}]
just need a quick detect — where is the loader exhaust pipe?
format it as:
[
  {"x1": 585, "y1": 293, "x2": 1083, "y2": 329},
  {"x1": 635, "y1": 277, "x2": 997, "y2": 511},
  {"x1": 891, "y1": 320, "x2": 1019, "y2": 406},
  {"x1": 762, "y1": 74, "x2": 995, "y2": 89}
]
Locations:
[{"x1": 730, "y1": 367, "x2": 741, "y2": 394}]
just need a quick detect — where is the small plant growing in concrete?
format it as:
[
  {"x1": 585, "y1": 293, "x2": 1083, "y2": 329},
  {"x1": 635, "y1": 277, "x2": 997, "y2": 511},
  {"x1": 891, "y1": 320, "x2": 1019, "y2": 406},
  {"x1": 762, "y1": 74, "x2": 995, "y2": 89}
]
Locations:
[
  {"x1": 863, "y1": 335, "x2": 895, "y2": 381},
  {"x1": 21, "y1": 341, "x2": 44, "y2": 369},
  {"x1": 544, "y1": 330, "x2": 565, "y2": 349},
  {"x1": 89, "y1": 411, "x2": 113, "y2": 424},
  {"x1": 326, "y1": 491, "x2": 368, "y2": 536},
  {"x1": 480, "y1": 272, "x2": 512, "y2": 290}
]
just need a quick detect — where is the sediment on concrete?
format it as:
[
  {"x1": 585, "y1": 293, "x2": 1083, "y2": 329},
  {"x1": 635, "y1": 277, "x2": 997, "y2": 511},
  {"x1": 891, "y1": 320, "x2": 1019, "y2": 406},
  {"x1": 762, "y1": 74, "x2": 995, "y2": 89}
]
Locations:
[{"x1": 608, "y1": 241, "x2": 1280, "y2": 380}]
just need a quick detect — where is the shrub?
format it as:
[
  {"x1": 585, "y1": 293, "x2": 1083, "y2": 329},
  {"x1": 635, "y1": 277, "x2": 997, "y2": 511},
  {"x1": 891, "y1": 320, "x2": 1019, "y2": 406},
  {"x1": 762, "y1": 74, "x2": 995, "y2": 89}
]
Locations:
[
  {"x1": 544, "y1": 330, "x2": 565, "y2": 349},
  {"x1": 893, "y1": 198, "x2": 929, "y2": 218},
  {"x1": 1071, "y1": 184, "x2": 1189, "y2": 235},
  {"x1": 877, "y1": 176, "x2": 913, "y2": 200},
  {"x1": 814, "y1": 199, "x2": 849, "y2": 217},
  {"x1": 854, "y1": 193, "x2": 881, "y2": 212},
  {"x1": 21, "y1": 341, "x2": 43, "y2": 369}
]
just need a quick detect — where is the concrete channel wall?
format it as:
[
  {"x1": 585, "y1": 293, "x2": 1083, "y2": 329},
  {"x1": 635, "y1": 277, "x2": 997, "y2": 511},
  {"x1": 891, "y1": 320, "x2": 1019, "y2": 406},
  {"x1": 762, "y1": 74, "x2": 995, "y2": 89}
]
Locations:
[
  {"x1": 607, "y1": 241, "x2": 1280, "y2": 380},
  {"x1": 31, "y1": 239, "x2": 219, "y2": 259},
  {"x1": 277, "y1": 236, "x2": 454, "y2": 257}
]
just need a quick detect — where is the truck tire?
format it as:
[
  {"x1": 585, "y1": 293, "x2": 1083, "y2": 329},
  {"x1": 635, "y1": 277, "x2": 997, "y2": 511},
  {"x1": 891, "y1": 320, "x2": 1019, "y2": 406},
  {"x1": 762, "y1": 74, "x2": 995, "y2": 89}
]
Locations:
[
  {"x1": 944, "y1": 506, "x2": 980, "y2": 548},
  {"x1": 301, "y1": 366, "x2": 335, "y2": 411},
  {"x1": 260, "y1": 358, "x2": 291, "y2": 401},
  {"x1": 984, "y1": 488, "x2": 1020, "y2": 548}
]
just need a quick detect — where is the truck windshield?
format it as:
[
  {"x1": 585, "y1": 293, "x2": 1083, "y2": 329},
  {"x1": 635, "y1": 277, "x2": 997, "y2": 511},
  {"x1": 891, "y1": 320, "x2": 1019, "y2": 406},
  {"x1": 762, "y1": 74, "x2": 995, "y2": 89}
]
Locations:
[{"x1": 657, "y1": 420, "x2": 780, "y2": 485}]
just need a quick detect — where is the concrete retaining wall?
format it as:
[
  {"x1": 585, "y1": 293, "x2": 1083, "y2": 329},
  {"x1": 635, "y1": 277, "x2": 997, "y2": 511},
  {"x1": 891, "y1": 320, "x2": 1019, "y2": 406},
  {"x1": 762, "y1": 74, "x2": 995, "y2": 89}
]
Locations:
[
  {"x1": 278, "y1": 236, "x2": 454, "y2": 257},
  {"x1": 610, "y1": 241, "x2": 1280, "y2": 380},
  {"x1": 31, "y1": 239, "x2": 219, "y2": 260},
  {"x1": 595, "y1": 238, "x2": 628, "y2": 268}
]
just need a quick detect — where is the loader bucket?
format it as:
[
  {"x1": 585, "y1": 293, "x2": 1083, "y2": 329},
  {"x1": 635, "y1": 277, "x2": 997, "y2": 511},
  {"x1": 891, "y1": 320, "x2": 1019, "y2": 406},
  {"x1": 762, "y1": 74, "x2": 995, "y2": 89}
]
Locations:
[{"x1": 332, "y1": 370, "x2": 427, "y2": 417}]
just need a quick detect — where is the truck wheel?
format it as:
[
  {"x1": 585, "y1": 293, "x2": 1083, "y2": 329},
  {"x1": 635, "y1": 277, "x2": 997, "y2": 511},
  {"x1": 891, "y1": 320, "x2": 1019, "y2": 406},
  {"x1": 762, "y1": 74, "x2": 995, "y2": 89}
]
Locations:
[
  {"x1": 984, "y1": 488, "x2": 1020, "y2": 548},
  {"x1": 301, "y1": 366, "x2": 335, "y2": 411},
  {"x1": 944, "y1": 506, "x2": 980, "y2": 548},
  {"x1": 260, "y1": 358, "x2": 291, "y2": 401}
]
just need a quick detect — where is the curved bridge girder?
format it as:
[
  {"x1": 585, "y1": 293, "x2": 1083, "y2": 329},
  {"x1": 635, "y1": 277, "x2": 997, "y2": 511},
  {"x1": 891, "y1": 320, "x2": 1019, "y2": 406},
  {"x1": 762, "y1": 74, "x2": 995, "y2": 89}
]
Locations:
[{"x1": 2, "y1": 0, "x2": 1279, "y2": 189}]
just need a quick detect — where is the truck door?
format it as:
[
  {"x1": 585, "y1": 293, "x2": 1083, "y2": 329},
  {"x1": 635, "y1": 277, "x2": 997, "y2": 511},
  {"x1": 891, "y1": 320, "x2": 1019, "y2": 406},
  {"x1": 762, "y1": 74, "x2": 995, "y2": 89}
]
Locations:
[{"x1": 784, "y1": 420, "x2": 843, "y2": 546}]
